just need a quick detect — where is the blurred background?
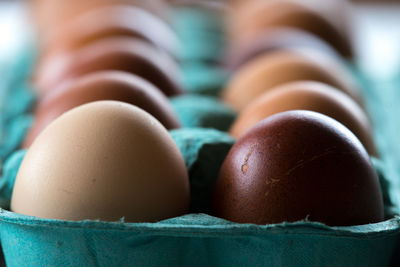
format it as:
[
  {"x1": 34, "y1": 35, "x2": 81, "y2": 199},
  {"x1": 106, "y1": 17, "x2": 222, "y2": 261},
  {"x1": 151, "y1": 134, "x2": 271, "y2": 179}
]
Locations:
[{"x1": 1, "y1": 0, "x2": 399, "y2": 126}]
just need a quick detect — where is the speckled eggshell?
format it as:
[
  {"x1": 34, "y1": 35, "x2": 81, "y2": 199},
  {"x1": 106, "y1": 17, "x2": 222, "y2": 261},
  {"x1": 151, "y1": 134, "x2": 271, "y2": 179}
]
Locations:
[
  {"x1": 212, "y1": 110, "x2": 384, "y2": 226},
  {"x1": 222, "y1": 50, "x2": 362, "y2": 111},
  {"x1": 34, "y1": 37, "x2": 182, "y2": 97},
  {"x1": 24, "y1": 71, "x2": 180, "y2": 147},
  {"x1": 230, "y1": 81, "x2": 377, "y2": 155},
  {"x1": 11, "y1": 101, "x2": 190, "y2": 222}
]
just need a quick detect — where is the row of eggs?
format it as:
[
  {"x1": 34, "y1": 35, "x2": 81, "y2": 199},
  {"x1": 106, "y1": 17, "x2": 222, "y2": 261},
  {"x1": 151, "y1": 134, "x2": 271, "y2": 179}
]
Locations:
[
  {"x1": 216, "y1": 0, "x2": 383, "y2": 225},
  {"x1": 11, "y1": 0, "x2": 384, "y2": 227},
  {"x1": 16, "y1": 1, "x2": 189, "y2": 222}
]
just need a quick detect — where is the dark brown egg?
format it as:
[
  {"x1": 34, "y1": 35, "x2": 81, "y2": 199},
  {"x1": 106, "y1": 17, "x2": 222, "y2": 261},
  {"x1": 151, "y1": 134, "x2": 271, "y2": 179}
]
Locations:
[
  {"x1": 229, "y1": 0, "x2": 353, "y2": 58},
  {"x1": 222, "y1": 50, "x2": 362, "y2": 111},
  {"x1": 30, "y1": 0, "x2": 171, "y2": 35},
  {"x1": 212, "y1": 110, "x2": 384, "y2": 226},
  {"x1": 225, "y1": 27, "x2": 341, "y2": 71},
  {"x1": 34, "y1": 37, "x2": 182, "y2": 97},
  {"x1": 24, "y1": 71, "x2": 180, "y2": 147},
  {"x1": 230, "y1": 81, "x2": 377, "y2": 155},
  {"x1": 40, "y1": 5, "x2": 179, "y2": 60}
]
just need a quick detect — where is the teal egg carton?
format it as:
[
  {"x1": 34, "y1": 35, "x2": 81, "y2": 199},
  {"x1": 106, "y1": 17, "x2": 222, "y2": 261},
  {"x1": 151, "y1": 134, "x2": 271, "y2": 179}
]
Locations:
[
  {"x1": 170, "y1": 95, "x2": 236, "y2": 132},
  {"x1": 0, "y1": 210, "x2": 399, "y2": 267}
]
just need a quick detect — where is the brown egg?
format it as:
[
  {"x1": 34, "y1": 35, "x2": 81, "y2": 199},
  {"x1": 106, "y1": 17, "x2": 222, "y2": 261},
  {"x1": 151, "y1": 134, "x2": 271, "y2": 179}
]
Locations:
[
  {"x1": 34, "y1": 37, "x2": 182, "y2": 97},
  {"x1": 230, "y1": 81, "x2": 377, "y2": 155},
  {"x1": 225, "y1": 27, "x2": 341, "y2": 71},
  {"x1": 40, "y1": 5, "x2": 179, "y2": 61},
  {"x1": 30, "y1": 0, "x2": 171, "y2": 35},
  {"x1": 212, "y1": 110, "x2": 384, "y2": 226},
  {"x1": 230, "y1": 0, "x2": 351, "y2": 33},
  {"x1": 222, "y1": 50, "x2": 362, "y2": 111},
  {"x1": 12, "y1": 101, "x2": 190, "y2": 222},
  {"x1": 291, "y1": 0, "x2": 352, "y2": 39},
  {"x1": 24, "y1": 71, "x2": 180, "y2": 148},
  {"x1": 229, "y1": 0, "x2": 353, "y2": 58}
]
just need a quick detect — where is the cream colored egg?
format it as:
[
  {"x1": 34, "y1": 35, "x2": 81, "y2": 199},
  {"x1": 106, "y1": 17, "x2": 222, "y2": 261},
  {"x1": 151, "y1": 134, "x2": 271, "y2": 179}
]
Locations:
[
  {"x1": 11, "y1": 101, "x2": 189, "y2": 222},
  {"x1": 222, "y1": 50, "x2": 362, "y2": 111}
]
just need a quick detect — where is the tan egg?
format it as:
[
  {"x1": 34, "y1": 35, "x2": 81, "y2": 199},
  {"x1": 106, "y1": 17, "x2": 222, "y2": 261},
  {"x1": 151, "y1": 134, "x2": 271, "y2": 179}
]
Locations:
[
  {"x1": 34, "y1": 37, "x2": 181, "y2": 98},
  {"x1": 222, "y1": 50, "x2": 362, "y2": 111},
  {"x1": 229, "y1": 0, "x2": 353, "y2": 58},
  {"x1": 11, "y1": 101, "x2": 190, "y2": 222},
  {"x1": 230, "y1": 81, "x2": 377, "y2": 155},
  {"x1": 30, "y1": 0, "x2": 171, "y2": 35},
  {"x1": 289, "y1": 48, "x2": 362, "y2": 106},
  {"x1": 40, "y1": 5, "x2": 179, "y2": 60}
]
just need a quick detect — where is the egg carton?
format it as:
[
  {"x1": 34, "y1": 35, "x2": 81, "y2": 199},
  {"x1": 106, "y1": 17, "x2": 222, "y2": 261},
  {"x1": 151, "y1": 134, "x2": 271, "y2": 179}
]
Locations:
[
  {"x1": 1, "y1": 4, "x2": 400, "y2": 267},
  {"x1": 0, "y1": 128, "x2": 399, "y2": 266}
]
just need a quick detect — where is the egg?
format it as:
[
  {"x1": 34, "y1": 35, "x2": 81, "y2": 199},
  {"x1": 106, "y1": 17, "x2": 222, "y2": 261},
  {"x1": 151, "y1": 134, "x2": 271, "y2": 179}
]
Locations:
[
  {"x1": 212, "y1": 110, "x2": 384, "y2": 226},
  {"x1": 40, "y1": 5, "x2": 179, "y2": 61},
  {"x1": 11, "y1": 101, "x2": 190, "y2": 222},
  {"x1": 287, "y1": 0, "x2": 352, "y2": 41},
  {"x1": 30, "y1": 0, "x2": 171, "y2": 35},
  {"x1": 24, "y1": 71, "x2": 180, "y2": 148},
  {"x1": 225, "y1": 27, "x2": 341, "y2": 71},
  {"x1": 229, "y1": 0, "x2": 353, "y2": 58},
  {"x1": 34, "y1": 37, "x2": 182, "y2": 97},
  {"x1": 222, "y1": 50, "x2": 362, "y2": 111},
  {"x1": 230, "y1": 81, "x2": 377, "y2": 155},
  {"x1": 229, "y1": 0, "x2": 351, "y2": 34}
]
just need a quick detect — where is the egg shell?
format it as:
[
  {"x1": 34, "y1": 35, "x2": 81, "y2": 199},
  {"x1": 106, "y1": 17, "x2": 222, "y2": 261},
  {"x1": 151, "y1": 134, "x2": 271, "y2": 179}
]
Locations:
[
  {"x1": 11, "y1": 101, "x2": 190, "y2": 222},
  {"x1": 40, "y1": 5, "x2": 179, "y2": 61},
  {"x1": 24, "y1": 71, "x2": 180, "y2": 148},
  {"x1": 30, "y1": 0, "x2": 171, "y2": 35},
  {"x1": 225, "y1": 27, "x2": 341, "y2": 71},
  {"x1": 229, "y1": 0, "x2": 353, "y2": 58},
  {"x1": 212, "y1": 110, "x2": 384, "y2": 226},
  {"x1": 229, "y1": 0, "x2": 352, "y2": 36},
  {"x1": 230, "y1": 81, "x2": 377, "y2": 155},
  {"x1": 222, "y1": 50, "x2": 362, "y2": 111},
  {"x1": 292, "y1": 0, "x2": 352, "y2": 34},
  {"x1": 34, "y1": 37, "x2": 182, "y2": 97}
]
